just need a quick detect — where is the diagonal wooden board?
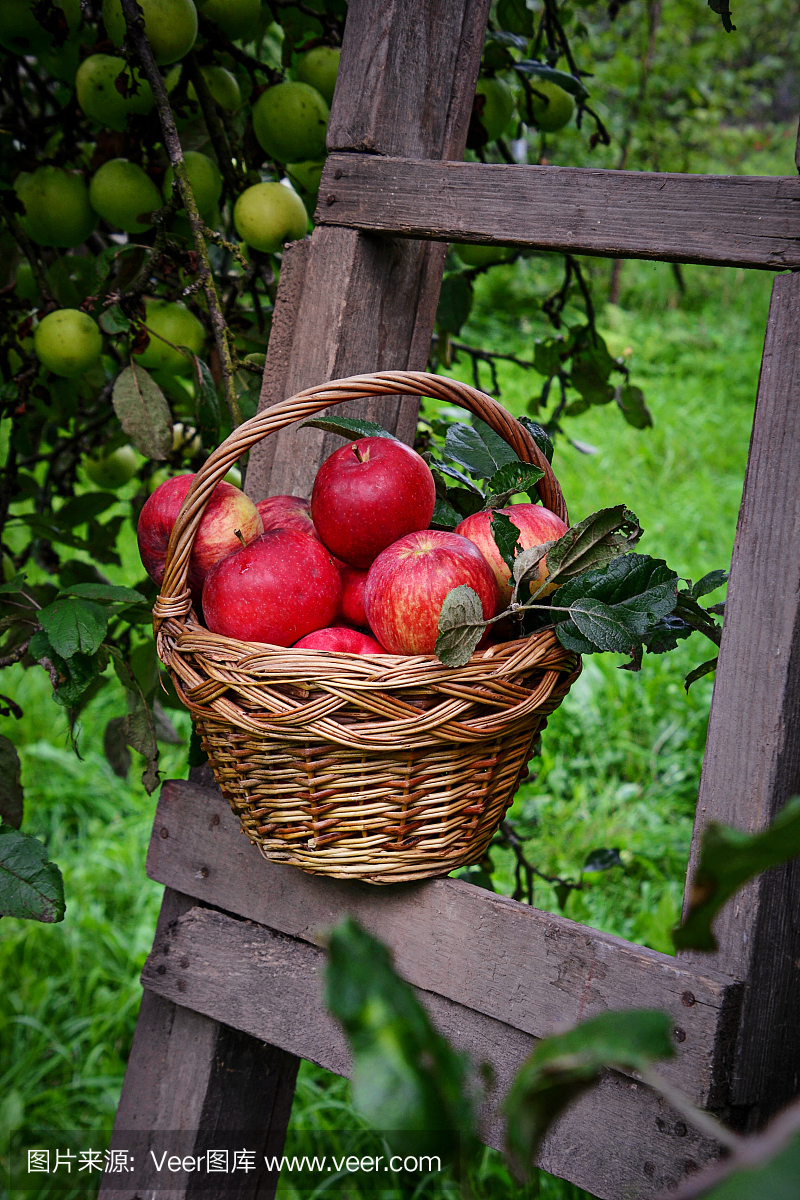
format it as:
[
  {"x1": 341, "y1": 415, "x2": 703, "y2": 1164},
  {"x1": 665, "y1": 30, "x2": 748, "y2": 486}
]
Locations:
[
  {"x1": 315, "y1": 154, "x2": 800, "y2": 270},
  {"x1": 140, "y1": 902, "x2": 722, "y2": 1200},
  {"x1": 147, "y1": 777, "x2": 742, "y2": 1107}
]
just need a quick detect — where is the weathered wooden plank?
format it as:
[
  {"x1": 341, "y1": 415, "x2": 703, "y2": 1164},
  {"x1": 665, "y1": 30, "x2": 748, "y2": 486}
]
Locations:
[
  {"x1": 242, "y1": 0, "x2": 490, "y2": 502},
  {"x1": 147, "y1": 778, "x2": 742, "y2": 1105},
  {"x1": 141, "y1": 904, "x2": 723, "y2": 1200},
  {"x1": 99, "y1": 889, "x2": 300, "y2": 1200},
  {"x1": 316, "y1": 154, "x2": 800, "y2": 270},
  {"x1": 680, "y1": 270, "x2": 800, "y2": 1123}
]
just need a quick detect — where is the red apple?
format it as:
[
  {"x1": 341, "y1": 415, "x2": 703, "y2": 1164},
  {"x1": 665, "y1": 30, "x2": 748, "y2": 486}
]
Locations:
[
  {"x1": 256, "y1": 494, "x2": 316, "y2": 538},
  {"x1": 293, "y1": 626, "x2": 385, "y2": 654},
  {"x1": 455, "y1": 504, "x2": 568, "y2": 603},
  {"x1": 311, "y1": 437, "x2": 436, "y2": 568},
  {"x1": 137, "y1": 473, "x2": 263, "y2": 601},
  {"x1": 202, "y1": 528, "x2": 342, "y2": 645},
  {"x1": 364, "y1": 530, "x2": 499, "y2": 656},
  {"x1": 339, "y1": 565, "x2": 369, "y2": 627}
]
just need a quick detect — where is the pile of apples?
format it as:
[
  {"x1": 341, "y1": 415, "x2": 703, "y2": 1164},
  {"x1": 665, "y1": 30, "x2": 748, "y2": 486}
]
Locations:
[{"x1": 137, "y1": 436, "x2": 568, "y2": 656}]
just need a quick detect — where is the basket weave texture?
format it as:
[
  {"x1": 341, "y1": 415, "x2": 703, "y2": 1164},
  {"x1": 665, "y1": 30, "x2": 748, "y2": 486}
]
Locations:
[{"x1": 153, "y1": 372, "x2": 580, "y2": 883}]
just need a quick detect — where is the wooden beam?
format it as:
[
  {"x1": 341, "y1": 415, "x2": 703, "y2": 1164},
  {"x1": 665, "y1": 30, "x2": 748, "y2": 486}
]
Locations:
[
  {"x1": 141, "y1": 904, "x2": 723, "y2": 1200},
  {"x1": 99, "y1": 889, "x2": 300, "y2": 1200},
  {"x1": 315, "y1": 154, "x2": 800, "y2": 270},
  {"x1": 680, "y1": 270, "x2": 800, "y2": 1124},
  {"x1": 243, "y1": 0, "x2": 491, "y2": 502},
  {"x1": 147, "y1": 778, "x2": 742, "y2": 1106}
]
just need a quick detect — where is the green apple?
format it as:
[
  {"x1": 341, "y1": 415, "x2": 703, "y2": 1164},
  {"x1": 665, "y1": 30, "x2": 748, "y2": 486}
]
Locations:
[
  {"x1": 285, "y1": 160, "x2": 324, "y2": 215},
  {"x1": 90, "y1": 159, "x2": 162, "y2": 233},
  {"x1": 0, "y1": 0, "x2": 80, "y2": 54},
  {"x1": 47, "y1": 254, "x2": 96, "y2": 307},
  {"x1": 197, "y1": 0, "x2": 259, "y2": 41},
  {"x1": 474, "y1": 75, "x2": 515, "y2": 142},
  {"x1": 133, "y1": 299, "x2": 205, "y2": 374},
  {"x1": 15, "y1": 166, "x2": 96, "y2": 248},
  {"x1": 34, "y1": 309, "x2": 103, "y2": 377},
  {"x1": 233, "y1": 182, "x2": 308, "y2": 254},
  {"x1": 295, "y1": 46, "x2": 339, "y2": 106},
  {"x1": 453, "y1": 242, "x2": 510, "y2": 267},
  {"x1": 76, "y1": 54, "x2": 155, "y2": 131},
  {"x1": 103, "y1": 0, "x2": 197, "y2": 64},
  {"x1": 162, "y1": 151, "x2": 222, "y2": 220},
  {"x1": 83, "y1": 444, "x2": 139, "y2": 488},
  {"x1": 14, "y1": 260, "x2": 38, "y2": 303},
  {"x1": 252, "y1": 81, "x2": 329, "y2": 164},
  {"x1": 187, "y1": 64, "x2": 241, "y2": 110},
  {"x1": 525, "y1": 79, "x2": 574, "y2": 132}
]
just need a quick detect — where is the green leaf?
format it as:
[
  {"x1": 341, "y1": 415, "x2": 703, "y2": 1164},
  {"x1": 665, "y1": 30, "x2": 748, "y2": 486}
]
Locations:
[
  {"x1": 684, "y1": 657, "x2": 719, "y2": 691},
  {"x1": 435, "y1": 585, "x2": 486, "y2": 667},
  {"x1": 39, "y1": 597, "x2": 108, "y2": 658},
  {"x1": 59, "y1": 582, "x2": 145, "y2": 606},
  {"x1": 54, "y1": 492, "x2": 119, "y2": 529},
  {"x1": 533, "y1": 338, "x2": 564, "y2": 379},
  {"x1": 0, "y1": 573, "x2": 26, "y2": 594},
  {"x1": 325, "y1": 917, "x2": 475, "y2": 1139},
  {"x1": 300, "y1": 416, "x2": 396, "y2": 441},
  {"x1": 565, "y1": 597, "x2": 647, "y2": 653},
  {"x1": 496, "y1": 0, "x2": 534, "y2": 37},
  {"x1": 617, "y1": 384, "x2": 653, "y2": 430},
  {"x1": 516, "y1": 59, "x2": 590, "y2": 101},
  {"x1": 583, "y1": 847, "x2": 623, "y2": 872},
  {"x1": 707, "y1": 0, "x2": 735, "y2": 32},
  {"x1": 490, "y1": 510, "x2": 523, "y2": 574},
  {"x1": 444, "y1": 421, "x2": 518, "y2": 481},
  {"x1": 103, "y1": 716, "x2": 131, "y2": 779},
  {"x1": 675, "y1": 592, "x2": 722, "y2": 647},
  {"x1": 543, "y1": 505, "x2": 643, "y2": 588},
  {"x1": 643, "y1": 614, "x2": 693, "y2": 655},
  {"x1": 691, "y1": 570, "x2": 728, "y2": 599},
  {"x1": 519, "y1": 417, "x2": 554, "y2": 464},
  {"x1": 554, "y1": 556, "x2": 678, "y2": 655},
  {"x1": 431, "y1": 496, "x2": 461, "y2": 528},
  {"x1": 473, "y1": 419, "x2": 521, "y2": 470},
  {"x1": 505, "y1": 1009, "x2": 673, "y2": 1180},
  {"x1": 108, "y1": 647, "x2": 160, "y2": 793},
  {"x1": 193, "y1": 356, "x2": 221, "y2": 449},
  {"x1": 28, "y1": 631, "x2": 105, "y2": 707},
  {"x1": 674, "y1": 797, "x2": 800, "y2": 952},
  {"x1": 0, "y1": 737, "x2": 23, "y2": 829},
  {"x1": 112, "y1": 364, "x2": 173, "y2": 461},
  {"x1": 486, "y1": 460, "x2": 544, "y2": 503},
  {"x1": 99, "y1": 304, "x2": 131, "y2": 334},
  {"x1": 0, "y1": 824, "x2": 65, "y2": 922},
  {"x1": 436, "y1": 273, "x2": 473, "y2": 336}
]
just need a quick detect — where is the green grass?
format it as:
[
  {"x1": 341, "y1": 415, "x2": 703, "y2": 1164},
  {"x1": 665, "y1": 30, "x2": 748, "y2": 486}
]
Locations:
[{"x1": 0, "y1": 229, "x2": 776, "y2": 1200}]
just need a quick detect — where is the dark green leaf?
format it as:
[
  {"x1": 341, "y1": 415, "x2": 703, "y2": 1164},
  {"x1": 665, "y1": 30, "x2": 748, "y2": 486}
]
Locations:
[
  {"x1": 583, "y1": 848, "x2": 623, "y2": 872},
  {"x1": 153, "y1": 698, "x2": 183, "y2": 744},
  {"x1": 533, "y1": 338, "x2": 564, "y2": 379},
  {"x1": 554, "y1": 882, "x2": 571, "y2": 911},
  {"x1": 103, "y1": 716, "x2": 131, "y2": 779},
  {"x1": 0, "y1": 825, "x2": 65, "y2": 922},
  {"x1": 108, "y1": 647, "x2": 159, "y2": 793},
  {"x1": 99, "y1": 304, "x2": 131, "y2": 334},
  {"x1": 554, "y1": 556, "x2": 678, "y2": 655},
  {"x1": 490, "y1": 510, "x2": 523, "y2": 574},
  {"x1": 675, "y1": 592, "x2": 722, "y2": 647},
  {"x1": 0, "y1": 737, "x2": 23, "y2": 829},
  {"x1": 487, "y1": 461, "x2": 544, "y2": 503},
  {"x1": 496, "y1": 0, "x2": 534, "y2": 36},
  {"x1": 436, "y1": 273, "x2": 473, "y2": 336},
  {"x1": 0, "y1": 573, "x2": 26, "y2": 594},
  {"x1": 505, "y1": 1009, "x2": 673, "y2": 1179},
  {"x1": 431, "y1": 497, "x2": 461, "y2": 528},
  {"x1": 39, "y1": 597, "x2": 108, "y2": 658},
  {"x1": 674, "y1": 797, "x2": 800, "y2": 952},
  {"x1": 444, "y1": 423, "x2": 498, "y2": 478},
  {"x1": 300, "y1": 416, "x2": 396, "y2": 441},
  {"x1": 59, "y1": 582, "x2": 145, "y2": 606},
  {"x1": 431, "y1": 460, "x2": 486, "y2": 496},
  {"x1": 193, "y1": 356, "x2": 221, "y2": 449},
  {"x1": 435, "y1": 585, "x2": 486, "y2": 667},
  {"x1": 617, "y1": 384, "x2": 653, "y2": 430},
  {"x1": 707, "y1": 0, "x2": 735, "y2": 32},
  {"x1": 519, "y1": 417, "x2": 554, "y2": 464},
  {"x1": 325, "y1": 917, "x2": 475, "y2": 1138},
  {"x1": 516, "y1": 59, "x2": 590, "y2": 100},
  {"x1": 684, "y1": 657, "x2": 719, "y2": 692},
  {"x1": 643, "y1": 614, "x2": 693, "y2": 655},
  {"x1": 473, "y1": 420, "x2": 520, "y2": 470},
  {"x1": 691, "y1": 570, "x2": 729, "y2": 600},
  {"x1": 566, "y1": 597, "x2": 646, "y2": 653},
  {"x1": 543, "y1": 506, "x2": 643, "y2": 588},
  {"x1": 54, "y1": 493, "x2": 118, "y2": 529},
  {"x1": 112, "y1": 364, "x2": 173, "y2": 461}
]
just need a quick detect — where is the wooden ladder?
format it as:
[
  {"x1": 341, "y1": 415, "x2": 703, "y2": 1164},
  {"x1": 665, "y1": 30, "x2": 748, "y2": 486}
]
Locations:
[{"x1": 99, "y1": 2, "x2": 800, "y2": 1196}]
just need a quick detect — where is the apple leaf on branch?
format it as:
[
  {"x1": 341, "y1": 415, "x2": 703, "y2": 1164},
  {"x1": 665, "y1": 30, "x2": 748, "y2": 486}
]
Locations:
[
  {"x1": 541, "y1": 505, "x2": 643, "y2": 589},
  {"x1": 486, "y1": 460, "x2": 545, "y2": 506},
  {"x1": 0, "y1": 824, "x2": 66, "y2": 922},
  {"x1": 112, "y1": 364, "x2": 173, "y2": 461},
  {"x1": 444, "y1": 421, "x2": 520, "y2": 479},
  {"x1": 436, "y1": 585, "x2": 487, "y2": 667},
  {"x1": 490, "y1": 510, "x2": 524, "y2": 573},
  {"x1": 300, "y1": 416, "x2": 397, "y2": 441},
  {"x1": 551, "y1": 555, "x2": 678, "y2": 654}
]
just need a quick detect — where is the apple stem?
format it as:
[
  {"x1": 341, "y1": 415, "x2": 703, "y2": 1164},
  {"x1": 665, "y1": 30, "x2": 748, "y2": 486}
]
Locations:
[
  {"x1": 234, "y1": 528, "x2": 246, "y2": 548},
  {"x1": 352, "y1": 446, "x2": 366, "y2": 463}
]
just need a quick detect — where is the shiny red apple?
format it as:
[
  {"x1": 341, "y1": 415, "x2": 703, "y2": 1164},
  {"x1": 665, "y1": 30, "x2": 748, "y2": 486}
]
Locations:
[
  {"x1": 137, "y1": 473, "x2": 263, "y2": 601},
  {"x1": 256, "y1": 494, "x2": 316, "y2": 537},
  {"x1": 455, "y1": 504, "x2": 568, "y2": 603},
  {"x1": 339, "y1": 565, "x2": 369, "y2": 627},
  {"x1": 293, "y1": 626, "x2": 385, "y2": 654},
  {"x1": 364, "y1": 530, "x2": 499, "y2": 656},
  {"x1": 311, "y1": 436, "x2": 436, "y2": 569},
  {"x1": 202, "y1": 528, "x2": 342, "y2": 645}
]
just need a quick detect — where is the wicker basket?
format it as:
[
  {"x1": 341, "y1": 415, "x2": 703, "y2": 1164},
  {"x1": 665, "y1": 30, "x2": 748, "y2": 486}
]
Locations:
[{"x1": 153, "y1": 371, "x2": 581, "y2": 884}]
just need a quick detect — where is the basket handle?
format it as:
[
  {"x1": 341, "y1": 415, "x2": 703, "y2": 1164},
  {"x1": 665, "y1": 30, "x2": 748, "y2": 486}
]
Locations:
[{"x1": 154, "y1": 370, "x2": 567, "y2": 628}]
